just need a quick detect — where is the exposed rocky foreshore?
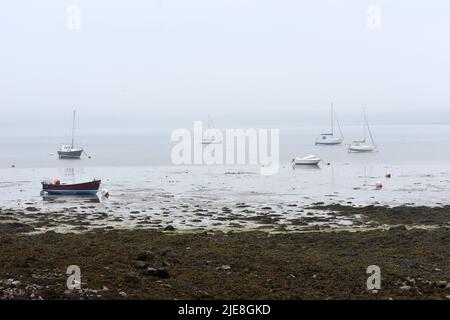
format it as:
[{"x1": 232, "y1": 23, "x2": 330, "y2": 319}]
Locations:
[{"x1": 1, "y1": 204, "x2": 450, "y2": 300}]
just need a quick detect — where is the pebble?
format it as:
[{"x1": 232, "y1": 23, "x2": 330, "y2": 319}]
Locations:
[
  {"x1": 216, "y1": 265, "x2": 231, "y2": 271},
  {"x1": 143, "y1": 267, "x2": 170, "y2": 278}
]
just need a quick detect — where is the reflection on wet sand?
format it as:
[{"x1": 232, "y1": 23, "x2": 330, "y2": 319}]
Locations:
[{"x1": 41, "y1": 194, "x2": 101, "y2": 204}]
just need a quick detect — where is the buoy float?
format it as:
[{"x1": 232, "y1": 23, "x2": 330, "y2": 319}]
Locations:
[
  {"x1": 375, "y1": 181, "x2": 383, "y2": 190},
  {"x1": 51, "y1": 179, "x2": 61, "y2": 185},
  {"x1": 385, "y1": 172, "x2": 392, "y2": 179}
]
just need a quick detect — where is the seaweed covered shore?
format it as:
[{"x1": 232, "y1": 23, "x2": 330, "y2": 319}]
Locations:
[{"x1": 1, "y1": 205, "x2": 450, "y2": 300}]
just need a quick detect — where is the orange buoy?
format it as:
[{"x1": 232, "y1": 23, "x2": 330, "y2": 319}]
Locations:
[
  {"x1": 52, "y1": 179, "x2": 61, "y2": 185},
  {"x1": 375, "y1": 181, "x2": 383, "y2": 190}
]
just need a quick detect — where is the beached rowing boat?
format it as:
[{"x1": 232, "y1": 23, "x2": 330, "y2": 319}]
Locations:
[{"x1": 41, "y1": 179, "x2": 101, "y2": 195}]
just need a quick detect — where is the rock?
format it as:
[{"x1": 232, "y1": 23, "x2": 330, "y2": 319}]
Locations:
[
  {"x1": 102, "y1": 286, "x2": 109, "y2": 291},
  {"x1": 435, "y1": 281, "x2": 448, "y2": 289},
  {"x1": 118, "y1": 291, "x2": 127, "y2": 297},
  {"x1": 216, "y1": 265, "x2": 231, "y2": 271},
  {"x1": 400, "y1": 285, "x2": 411, "y2": 291},
  {"x1": 134, "y1": 260, "x2": 150, "y2": 269},
  {"x1": 11, "y1": 280, "x2": 21, "y2": 287},
  {"x1": 137, "y1": 250, "x2": 156, "y2": 262},
  {"x1": 164, "y1": 225, "x2": 175, "y2": 231},
  {"x1": 143, "y1": 267, "x2": 170, "y2": 278},
  {"x1": 405, "y1": 277, "x2": 416, "y2": 285}
]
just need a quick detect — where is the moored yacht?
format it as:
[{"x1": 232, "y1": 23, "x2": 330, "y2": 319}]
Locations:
[
  {"x1": 57, "y1": 110, "x2": 84, "y2": 159},
  {"x1": 316, "y1": 103, "x2": 344, "y2": 145},
  {"x1": 348, "y1": 108, "x2": 377, "y2": 153}
]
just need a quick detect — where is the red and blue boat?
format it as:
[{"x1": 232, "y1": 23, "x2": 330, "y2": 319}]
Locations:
[{"x1": 41, "y1": 179, "x2": 101, "y2": 196}]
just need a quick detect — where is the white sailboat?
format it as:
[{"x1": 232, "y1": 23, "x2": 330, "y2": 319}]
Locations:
[
  {"x1": 201, "y1": 115, "x2": 221, "y2": 144},
  {"x1": 348, "y1": 109, "x2": 377, "y2": 153},
  {"x1": 57, "y1": 110, "x2": 84, "y2": 159},
  {"x1": 315, "y1": 102, "x2": 344, "y2": 145}
]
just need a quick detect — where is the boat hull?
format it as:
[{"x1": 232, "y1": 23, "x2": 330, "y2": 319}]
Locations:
[
  {"x1": 348, "y1": 145, "x2": 376, "y2": 153},
  {"x1": 57, "y1": 149, "x2": 83, "y2": 159},
  {"x1": 294, "y1": 160, "x2": 321, "y2": 165},
  {"x1": 42, "y1": 180, "x2": 101, "y2": 195},
  {"x1": 292, "y1": 156, "x2": 321, "y2": 165},
  {"x1": 315, "y1": 139, "x2": 343, "y2": 146}
]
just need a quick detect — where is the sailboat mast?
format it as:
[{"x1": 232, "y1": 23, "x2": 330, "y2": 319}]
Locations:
[
  {"x1": 330, "y1": 102, "x2": 334, "y2": 135},
  {"x1": 363, "y1": 108, "x2": 366, "y2": 142},
  {"x1": 71, "y1": 109, "x2": 76, "y2": 148},
  {"x1": 335, "y1": 112, "x2": 344, "y2": 139},
  {"x1": 365, "y1": 111, "x2": 376, "y2": 148}
]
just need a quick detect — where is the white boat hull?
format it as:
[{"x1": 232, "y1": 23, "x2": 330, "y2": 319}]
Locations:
[
  {"x1": 315, "y1": 138, "x2": 343, "y2": 145},
  {"x1": 348, "y1": 144, "x2": 376, "y2": 153},
  {"x1": 294, "y1": 160, "x2": 321, "y2": 165},
  {"x1": 292, "y1": 155, "x2": 321, "y2": 165}
]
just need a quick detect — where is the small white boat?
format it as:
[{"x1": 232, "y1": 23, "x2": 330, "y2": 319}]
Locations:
[
  {"x1": 292, "y1": 155, "x2": 322, "y2": 165},
  {"x1": 316, "y1": 102, "x2": 344, "y2": 146},
  {"x1": 201, "y1": 115, "x2": 222, "y2": 144},
  {"x1": 348, "y1": 108, "x2": 377, "y2": 153}
]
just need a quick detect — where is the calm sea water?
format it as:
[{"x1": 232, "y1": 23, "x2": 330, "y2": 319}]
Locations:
[
  {"x1": 1, "y1": 124, "x2": 450, "y2": 167},
  {"x1": 1, "y1": 124, "x2": 450, "y2": 210}
]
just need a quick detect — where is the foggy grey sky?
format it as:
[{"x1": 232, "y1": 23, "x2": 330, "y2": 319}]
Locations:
[{"x1": 1, "y1": 0, "x2": 449, "y2": 129}]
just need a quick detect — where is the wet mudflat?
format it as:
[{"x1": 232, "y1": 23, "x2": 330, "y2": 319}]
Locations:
[{"x1": 1, "y1": 205, "x2": 450, "y2": 300}]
